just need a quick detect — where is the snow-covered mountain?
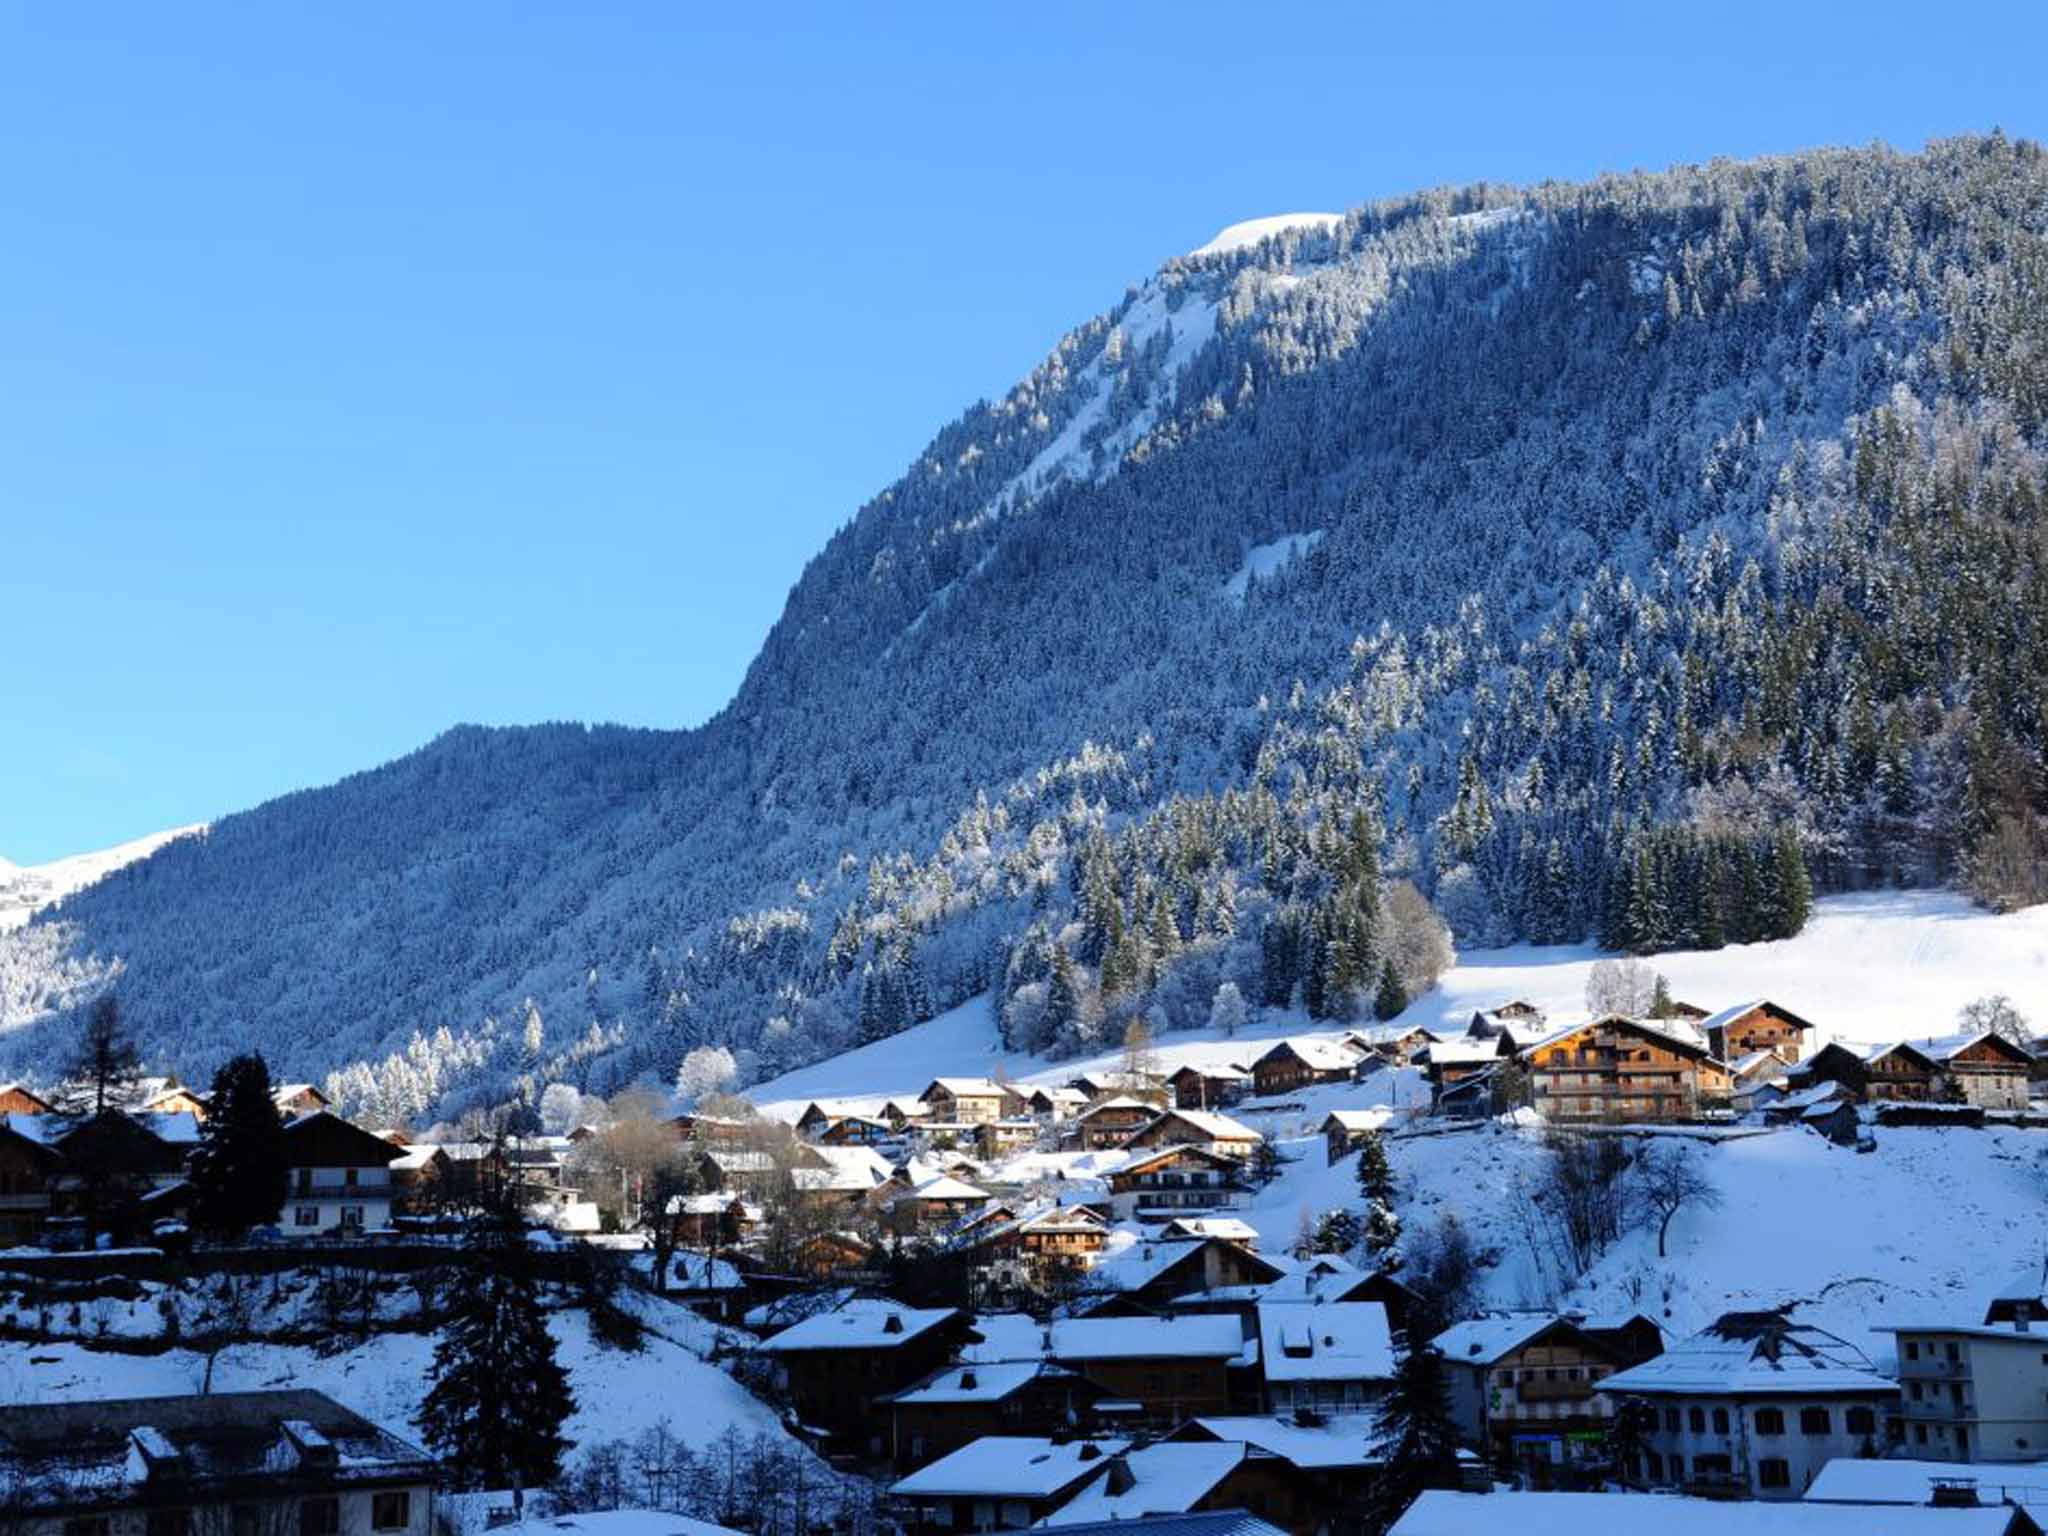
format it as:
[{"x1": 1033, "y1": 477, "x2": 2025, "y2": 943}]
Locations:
[
  {"x1": 4, "y1": 136, "x2": 2047, "y2": 1120},
  {"x1": 0, "y1": 826, "x2": 203, "y2": 933}
]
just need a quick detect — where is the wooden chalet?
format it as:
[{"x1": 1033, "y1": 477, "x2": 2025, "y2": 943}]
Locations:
[
  {"x1": 793, "y1": 1229, "x2": 874, "y2": 1278},
  {"x1": 879, "y1": 1097, "x2": 932, "y2": 1128},
  {"x1": 1250, "y1": 1038, "x2": 1361, "y2": 1096},
  {"x1": 671, "y1": 1112, "x2": 754, "y2": 1147},
  {"x1": 884, "y1": 1363, "x2": 1113, "y2": 1470},
  {"x1": 1433, "y1": 1311, "x2": 1664, "y2": 1474},
  {"x1": 1322, "y1": 1109, "x2": 1395, "y2": 1166},
  {"x1": 48, "y1": 1111, "x2": 197, "y2": 1243},
  {"x1": 960, "y1": 1204, "x2": 1111, "y2": 1292},
  {"x1": 1023, "y1": 1086, "x2": 1089, "y2": 1120},
  {"x1": 1048, "y1": 1314, "x2": 1245, "y2": 1420},
  {"x1": 1341, "y1": 1025, "x2": 1438, "y2": 1068},
  {"x1": 282, "y1": 1110, "x2": 404, "y2": 1235},
  {"x1": 0, "y1": 1117, "x2": 61, "y2": 1245},
  {"x1": 0, "y1": 1083, "x2": 54, "y2": 1116},
  {"x1": 918, "y1": 1078, "x2": 1020, "y2": 1125},
  {"x1": 130, "y1": 1077, "x2": 208, "y2": 1119},
  {"x1": 1120, "y1": 1109, "x2": 1261, "y2": 1160},
  {"x1": 1522, "y1": 1016, "x2": 1731, "y2": 1123},
  {"x1": 821, "y1": 1115, "x2": 896, "y2": 1147},
  {"x1": 757, "y1": 1299, "x2": 977, "y2": 1453},
  {"x1": 1069, "y1": 1070, "x2": 1170, "y2": 1104},
  {"x1": 1074, "y1": 1234, "x2": 1282, "y2": 1312},
  {"x1": 269, "y1": 1082, "x2": 332, "y2": 1117},
  {"x1": 1700, "y1": 1000, "x2": 1818, "y2": 1065},
  {"x1": 1799, "y1": 1040, "x2": 1940, "y2": 1103},
  {"x1": 975, "y1": 1118, "x2": 1040, "y2": 1158},
  {"x1": 1104, "y1": 1146, "x2": 1248, "y2": 1221},
  {"x1": 1169, "y1": 1063, "x2": 1252, "y2": 1110},
  {"x1": 1913, "y1": 1030, "x2": 2035, "y2": 1110},
  {"x1": 1073, "y1": 1096, "x2": 1159, "y2": 1151}
]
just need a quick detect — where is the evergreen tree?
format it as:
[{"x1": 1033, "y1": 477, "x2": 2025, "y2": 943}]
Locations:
[
  {"x1": 1354, "y1": 1128, "x2": 1395, "y2": 1207},
  {"x1": 1363, "y1": 1199, "x2": 1404, "y2": 1267},
  {"x1": 1044, "y1": 948, "x2": 1083, "y2": 1043},
  {"x1": 1312, "y1": 1207, "x2": 1362, "y2": 1255},
  {"x1": 1365, "y1": 1307, "x2": 1462, "y2": 1530},
  {"x1": 189, "y1": 1053, "x2": 288, "y2": 1240},
  {"x1": 1373, "y1": 959, "x2": 1408, "y2": 1021},
  {"x1": 418, "y1": 1197, "x2": 576, "y2": 1495}
]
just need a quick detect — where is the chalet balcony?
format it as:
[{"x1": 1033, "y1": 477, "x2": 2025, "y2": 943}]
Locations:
[
  {"x1": 1516, "y1": 1378, "x2": 1597, "y2": 1403},
  {"x1": 0, "y1": 1193, "x2": 51, "y2": 1212},
  {"x1": 291, "y1": 1178, "x2": 395, "y2": 1198}
]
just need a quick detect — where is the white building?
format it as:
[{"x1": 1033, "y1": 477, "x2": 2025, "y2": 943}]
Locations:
[
  {"x1": 1255, "y1": 1300, "x2": 1395, "y2": 1416},
  {"x1": 1602, "y1": 1312, "x2": 1898, "y2": 1499},
  {"x1": 282, "y1": 1110, "x2": 403, "y2": 1235},
  {"x1": 1889, "y1": 1303, "x2": 2048, "y2": 1462}
]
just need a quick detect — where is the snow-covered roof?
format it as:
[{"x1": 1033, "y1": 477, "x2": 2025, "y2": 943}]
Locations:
[
  {"x1": 757, "y1": 1297, "x2": 960, "y2": 1353},
  {"x1": 1256, "y1": 1301, "x2": 1394, "y2": 1383},
  {"x1": 960, "y1": 1311, "x2": 1051, "y2": 1364},
  {"x1": 1172, "y1": 1062, "x2": 1252, "y2": 1081},
  {"x1": 1697, "y1": 999, "x2": 1772, "y2": 1035},
  {"x1": 1030, "y1": 1086, "x2": 1092, "y2": 1105},
  {"x1": 891, "y1": 1174, "x2": 990, "y2": 1204},
  {"x1": 1079, "y1": 1095, "x2": 1159, "y2": 1119},
  {"x1": 1182, "y1": 1417, "x2": 1380, "y2": 1470},
  {"x1": 1430, "y1": 1313, "x2": 1570, "y2": 1365},
  {"x1": 1322, "y1": 1109, "x2": 1396, "y2": 1133},
  {"x1": 1080, "y1": 1237, "x2": 1211, "y2": 1294},
  {"x1": 1256, "y1": 1037, "x2": 1362, "y2": 1072},
  {"x1": 1911, "y1": 1028, "x2": 2032, "y2": 1062},
  {"x1": 1255, "y1": 1253, "x2": 1372, "y2": 1307},
  {"x1": 1149, "y1": 1109, "x2": 1260, "y2": 1141},
  {"x1": 1805, "y1": 1456, "x2": 2048, "y2": 1512},
  {"x1": 1601, "y1": 1313, "x2": 1892, "y2": 1397},
  {"x1": 1039, "y1": 1443, "x2": 1248, "y2": 1526},
  {"x1": 1161, "y1": 1217, "x2": 1259, "y2": 1243},
  {"x1": 1042, "y1": 1516, "x2": 1285, "y2": 1536},
  {"x1": 924, "y1": 1077, "x2": 1010, "y2": 1099},
  {"x1": 791, "y1": 1144, "x2": 896, "y2": 1191},
  {"x1": 669, "y1": 1253, "x2": 743, "y2": 1292},
  {"x1": 495, "y1": 1513, "x2": 745, "y2": 1536},
  {"x1": 891, "y1": 1436, "x2": 1129, "y2": 1498},
  {"x1": 1422, "y1": 1038, "x2": 1503, "y2": 1066},
  {"x1": 0, "y1": 1111, "x2": 61, "y2": 1147},
  {"x1": 1050, "y1": 1315, "x2": 1245, "y2": 1362},
  {"x1": 1769, "y1": 1082, "x2": 1850, "y2": 1114},
  {"x1": 1391, "y1": 1491, "x2": 2017, "y2": 1536},
  {"x1": 887, "y1": 1361, "x2": 1060, "y2": 1405}
]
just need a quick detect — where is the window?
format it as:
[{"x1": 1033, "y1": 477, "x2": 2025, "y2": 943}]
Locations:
[
  {"x1": 1754, "y1": 1407, "x2": 1784, "y2": 1435},
  {"x1": 1758, "y1": 1458, "x2": 1791, "y2": 1490},
  {"x1": 1711, "y1": 1407, "x2": 1729, "y2": 1433},
  {"x1": 1688, "y1": 1406, "x2": 1705, "y2": 1433},
  {"x1": 1905, "y1": 1340, "x2": 1919, "y2": 1360},
  {"x1": 345, "y1": 1167, "x2": 359, "y2": 1186},
  {"x1": 301, "y1": 1498, "x2": 341, "y2": 1536},
  {"x1": 1799, "y1": 1407, "x2": 1832, "y2": 1435},
  {"x1": 1664, "y1": 1408, "x2": 1680, "y2": 1433},
  {"x1": 295, "y1": 1206, "x2": 320, "y2": 1227},
  {"x1": 341, "y1": 1205, "x2": 365, "y2": 1229},
  {"x1": 372, "y1": 1492, "x2": 412, "y2": 1531},
  {"x1": 1946, "y1": 1342, "x2": 1960, "y2": 1362},
  {"x1": 1643, "y1": 1450, "x2": 1663, "y2": 1480},
  {"x1": 1909, "y1": 1381, "x2": 1923, "y2": 1401},
  {"x1": 1915, "y1": 1424, "x2": 1928, "y2": 1445},
  {"x1": 1846, "y1": 1407, "x2": 1876, "y2": 1436}
]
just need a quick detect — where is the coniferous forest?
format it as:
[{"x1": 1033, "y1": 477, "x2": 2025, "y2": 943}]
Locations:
[{"x1": 4, "y1": 136, "x2": 2046, "y2": 1122}]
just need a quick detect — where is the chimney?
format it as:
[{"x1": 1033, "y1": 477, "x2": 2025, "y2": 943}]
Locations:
[
  {"x1": 1103, "y1": 1453, "x2": 1136, "y2": 1496},
  {"x1": 1929, "y1": 1478, "x2": 1981, "y2": 1509},
  {"x1": 1076, "y1": 1441, "x2": 1103, "y2": 1461},
  {"x1": 883, "y1": 1312, "x2": 904, "y2": 1334},
  {"x1": 959, "y1": 1370, "x2": 978, "y2": 1390}
]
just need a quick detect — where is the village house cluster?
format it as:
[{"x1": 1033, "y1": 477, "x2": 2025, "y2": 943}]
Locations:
[{"x1": 3, "y1": 983, "x2": 2045, "y2": 1535}]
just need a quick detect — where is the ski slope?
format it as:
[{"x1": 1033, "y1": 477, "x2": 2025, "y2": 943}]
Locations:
[{"x1": 0, "y1": 825, "x2": 204, "y2": 932}]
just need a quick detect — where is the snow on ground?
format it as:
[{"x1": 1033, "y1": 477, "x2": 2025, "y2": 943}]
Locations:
[
  {"x1": 755, "y1": 891, "x2": 2048, "y2": 1359},
  {"x1": 1192, "y1": 214, "x2": 1345, "y2": 258},
  {"x1": 0, "y1": 824, "x2": 205, "y2": 931},
  {"x1": 0, "y1": 1290, "x2": 791, "y2": 1456},
  {"x1": 1223, "y1": 530, "x2": 1325, "y2": 604},
  {"x1": 760, "y1": 893, "x2": 2048, "y2": 1117}
]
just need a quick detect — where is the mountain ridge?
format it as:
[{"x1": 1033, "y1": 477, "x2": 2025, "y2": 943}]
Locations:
[{"x1": 5, "y1": 135, "x2": 2046, "y2": 1126}]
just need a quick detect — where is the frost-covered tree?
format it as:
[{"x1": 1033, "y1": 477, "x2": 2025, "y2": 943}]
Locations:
[{"x1": 675, "y1": 1046, "x2": 738, "y2": 1108}]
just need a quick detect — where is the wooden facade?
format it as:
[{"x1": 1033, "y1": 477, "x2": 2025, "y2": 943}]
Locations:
[
  {"x1": 1104, "y1": 1147, "x2": 1248, "y2": 1220},
  {"x1": 1250, "y1": 1040, "x2": 1358, "y2": 1097},
  {"x1": 0, "y1": 1122, "x2": 59, "y2": 1245},
  {"x1": 1169, "y1": 1065, "x2": 1251, "y2": 1110},
  {"x1": 1925, "y1": 1032, "x2": 2034, "y2": 1110},
  {"x1": 1120, "y1": 1110, "x2": 1260, "y2": 1160},
  {"x1": 1704, "y1": 1001, "x2": 1817, "y2": 1065},
  {"x1": 1524, "y1": 1017, "x2": 1730, "y2": 1124},
  {"x1": 0, "y1": 1083, "x2": 54, "y2": 1116},
  {"x1": 1802, "y1": 1041, "x2": 1938, "y2": 1102},
  {"x1": 1074, "y1": 1099, "x2": 1158, "y2": 1150}
]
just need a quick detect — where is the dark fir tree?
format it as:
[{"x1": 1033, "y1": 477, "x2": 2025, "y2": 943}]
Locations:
[
  {"x1": 1365, "y1": 1307, "x2": 1462, "y2": 1530},
  {"x1": 418, "y1": 1195, "x2": 576, "y2": 1496},
  {"x1": 189, "y1": 1053, "x2": 288, "y2": 1240},
  {"x1": 1373, "y1": 959, "x2": 1408, "y2": 1021},
  {"x1": 1355, "y1": 1128, "x2": 1396, "y2": 1208}
]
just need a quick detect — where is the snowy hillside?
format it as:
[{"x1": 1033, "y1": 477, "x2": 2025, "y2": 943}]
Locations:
[
  {"x1": 0, "y1": 824, "x2": 202, "y2": 932},
  {"x1": 754, "y1": 892, "x2": 2048, "y2": 1116}
]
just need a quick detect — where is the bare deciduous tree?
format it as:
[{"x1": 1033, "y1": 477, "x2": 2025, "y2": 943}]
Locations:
[{"x1": 1630, "y1": 1140, "x2": 1723, "y2": 1258}]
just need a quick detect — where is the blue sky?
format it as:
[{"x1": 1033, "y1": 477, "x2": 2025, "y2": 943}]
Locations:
[{"x1": 4, "y1": 3, "x2": 2044, "y2": 863}]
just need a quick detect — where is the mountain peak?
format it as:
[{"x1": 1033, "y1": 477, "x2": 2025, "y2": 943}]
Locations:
[{"x1": 1190, "y1": 212, "x2": 1344, "y2": 258}]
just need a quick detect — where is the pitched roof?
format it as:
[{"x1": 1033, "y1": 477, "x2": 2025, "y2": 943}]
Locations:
[
  {"x1": 1050, "y1": 1314, "x2": 1246, "y2": 1362},
  {"x1": 1422, "y1": 1037, "x2": 1504, "y2": 1066},
  {"x1": 1039, "y1": 1443, "x2": 1251, "y2": 1525},
  {"x1": 494, "y1": 1514, "x2": 745, "y2": 1536},
  {"x1": 0, "y1": 1389, "x2": 433, "y2": 1511},
  {"x1": 1911, "y1": 1028, "x2": 2035, "y2": 1063},
  {"x1": 923, "y1": 1077, "x2": 1010, "y2": 1099},
  {"x1": 890, "y1": 1173, "x2": 990, "y2": 1205},
  {"x1": 1161, "y1": 1217, "x2": 1259, "y2": 1243},
  {"x1": 1321, "y1": 1109, "x2": 1396, "y2": 1133},
  {"x1": 1254, "y1": 1037, "x2": 1362, "y2": 1072},
  {"x1": 1698, "y1": 998, "x2": 1817, "y2": 1038},
  {"x1": 890, "y1": 1436, "x2": 1129, "y2": 1499},
  {"x1": 757, "y1": 1297, "x2": 961, "y2": 1353},
  {"x1": 1142, "y1": 1110, "x2": 1260, "y2": 1142},
  {"x1": 1391, "y1": 1492, "x2": 2022, "y2": 1536},
  {"x1": 1040, "y1": 1517, "x2": 1286, "y2": 1536},
  {"x1": 1256, "y1": 1301, "x2": 1395, "y2": 1382},
  {"x1": 1601, "y1": 1312, "x2": 1892, "y2": 1396},
  {"x1": 1079, "y1": 1095, "x2": 1161, "y2": 1119},
  {"x1": 1430, "y1": 1313, "x2": 1576, "y2": 1366},
  {"x1": 1179, "y1": 1415, "x2": 1383, "y2": 1469},
  {"x1": 885, "y1": 1360, "x2": 1067, "y2": 1406}
]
